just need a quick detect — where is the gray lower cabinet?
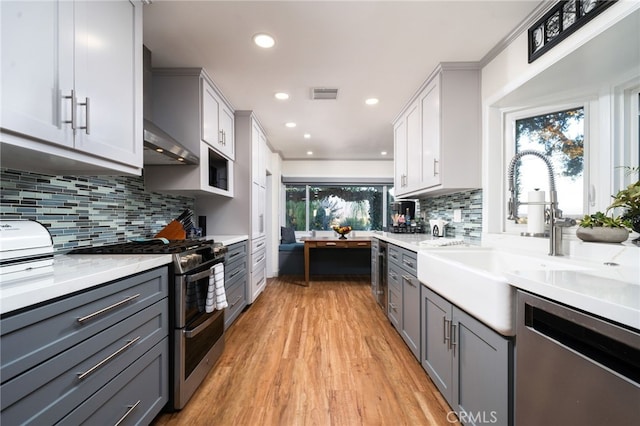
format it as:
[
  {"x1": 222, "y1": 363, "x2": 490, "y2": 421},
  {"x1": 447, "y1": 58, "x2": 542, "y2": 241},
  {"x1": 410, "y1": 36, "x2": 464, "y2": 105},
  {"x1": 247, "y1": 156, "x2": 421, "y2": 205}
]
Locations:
[
  {"x1": 388, "y1": 244, "x2": 420, "y2": 360},
  {"x1": 224, "y1": 241, "x2": 248, "y2": 329},
  {"x1": 422, "y1": 286, "x2": 512, "y2": 425},
  {"x1": 0, "y1": 267, "x2": 169, "y2": 426}
]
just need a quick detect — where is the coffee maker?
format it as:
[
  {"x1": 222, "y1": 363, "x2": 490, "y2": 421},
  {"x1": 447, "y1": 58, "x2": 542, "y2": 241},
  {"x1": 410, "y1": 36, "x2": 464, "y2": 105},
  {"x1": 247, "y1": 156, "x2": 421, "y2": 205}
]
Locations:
[{"x1": 392, "y1": 200, "x2": 415, "y2": 220}]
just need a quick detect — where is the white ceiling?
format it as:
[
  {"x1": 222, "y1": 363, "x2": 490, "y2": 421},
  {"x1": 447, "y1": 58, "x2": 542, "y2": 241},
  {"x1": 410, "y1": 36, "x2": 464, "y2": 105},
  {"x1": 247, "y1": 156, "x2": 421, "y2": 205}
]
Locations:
[{"x1": 143, "y1": 0, "x2": 540, "y2": 161}]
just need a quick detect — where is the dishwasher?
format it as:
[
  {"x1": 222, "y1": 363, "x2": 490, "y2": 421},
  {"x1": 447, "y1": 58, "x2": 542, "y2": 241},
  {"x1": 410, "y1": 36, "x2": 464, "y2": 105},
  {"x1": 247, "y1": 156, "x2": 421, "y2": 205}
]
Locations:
[{"x1": 515, "y1": 290, "x2": 640, "y2": 425}]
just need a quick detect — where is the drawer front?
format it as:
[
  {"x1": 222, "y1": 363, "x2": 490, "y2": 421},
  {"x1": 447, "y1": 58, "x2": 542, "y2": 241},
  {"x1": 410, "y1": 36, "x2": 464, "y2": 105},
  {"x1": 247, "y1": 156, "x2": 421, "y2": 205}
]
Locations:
[
  {"x1": 225, "y1": 241, "x2": 247, "y2": 264},
  {"x1": 388, "y1": 244, "x2": 417, "y2": 275},
  {"x1": 388, "y1": 287, "x2": 402, "y2": 331},
  {"x1": 1, "y1": 267, "x2": 168, "y2": 383},
  {"x1": 251, "y1": 236, "x2": 266, "y2": 253},
  {"x1": 225, "y1": 257, "x2": 247, "y2": 289},
  {"x1": 57, "y1": 338, "x2": 169, "y2": 426},
  {"x1": 347, "y1": 240, "x2": 371, "y2": 248},
  {"x1": 388, "y1": 263, "x2": 403, "y2": 293},
  {"x1": 252, "y1": 265, "x2": 266, "y2": 289},
  {"x1": 224, "y1": 278, "x2": 247, "y2": 329},
  {"x1": 251, "y1": 247, "x2": 266, "y2": 272},
  {"x1": 315, "y1": 240, "x2": 349, "y2": 248},
  {"x1": 0, "y1": 300, "x2": 168, "y2": 425}
]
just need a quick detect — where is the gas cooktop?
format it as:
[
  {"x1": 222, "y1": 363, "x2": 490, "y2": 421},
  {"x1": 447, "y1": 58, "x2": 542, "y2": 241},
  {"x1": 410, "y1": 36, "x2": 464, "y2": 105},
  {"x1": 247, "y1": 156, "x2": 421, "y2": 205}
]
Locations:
[{"x1": 68, "y1": 239, "x2": 216, "y2": 255}]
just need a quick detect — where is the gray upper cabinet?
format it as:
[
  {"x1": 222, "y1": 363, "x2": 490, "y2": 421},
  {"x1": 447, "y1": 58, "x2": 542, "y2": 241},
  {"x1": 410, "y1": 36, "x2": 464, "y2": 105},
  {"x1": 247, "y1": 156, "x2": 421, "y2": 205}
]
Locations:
[
  {"x1": 422, "y1": 286, "x2": 512, "y2": 425},
  {"x1": 0, "y1": 0, "x2": 143, "y2": 176}
]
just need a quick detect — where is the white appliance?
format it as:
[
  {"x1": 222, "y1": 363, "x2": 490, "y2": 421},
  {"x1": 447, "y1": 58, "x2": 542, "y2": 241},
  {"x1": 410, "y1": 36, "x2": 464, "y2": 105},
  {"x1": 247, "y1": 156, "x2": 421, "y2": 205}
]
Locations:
[
  {"x1": 0, "y1": 220, "x2": 54, "y2": 276},
  {"x1": 429, "y1": 219, "x2": 448, "y2": 237}
]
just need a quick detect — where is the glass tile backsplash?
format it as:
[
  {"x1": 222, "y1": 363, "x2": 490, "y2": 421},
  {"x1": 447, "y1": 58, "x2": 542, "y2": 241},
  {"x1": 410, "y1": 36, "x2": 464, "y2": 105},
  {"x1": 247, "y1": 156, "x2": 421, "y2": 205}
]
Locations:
[
  {"x1": 418, "y1": 189, "x2": 482, "y2": 243},
  {"x1": 0, "y1": 168, "x2": 195, "y2": 253}
]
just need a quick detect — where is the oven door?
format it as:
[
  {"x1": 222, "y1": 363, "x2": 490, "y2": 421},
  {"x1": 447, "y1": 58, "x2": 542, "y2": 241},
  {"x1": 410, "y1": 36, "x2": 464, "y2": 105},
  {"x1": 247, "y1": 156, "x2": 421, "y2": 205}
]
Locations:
[{"x1": 175, "y1": 261, "x2": 222, "y2": 328}]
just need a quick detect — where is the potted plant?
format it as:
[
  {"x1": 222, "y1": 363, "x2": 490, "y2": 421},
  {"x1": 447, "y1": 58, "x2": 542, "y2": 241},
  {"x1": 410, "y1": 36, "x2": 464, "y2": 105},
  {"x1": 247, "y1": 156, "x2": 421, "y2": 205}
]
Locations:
[
  {"x1": 576, "y1": 211, "x2": 631, "y2": 243},
  {"x1": 606, "y1": 172, "x2": 640, "y2": 243}
]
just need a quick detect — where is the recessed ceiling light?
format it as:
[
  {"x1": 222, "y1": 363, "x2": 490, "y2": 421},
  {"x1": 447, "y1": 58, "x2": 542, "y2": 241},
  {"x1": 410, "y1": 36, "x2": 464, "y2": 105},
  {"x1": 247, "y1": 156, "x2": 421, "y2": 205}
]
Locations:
[
  {"x1": 253, "y1": 33, "x2": 275, "y2": 48},
  {"x1": 178, "y1": 157, "x2": 184, "y2": 162},
  {"x1": 275, "y1": 92, "x2": 289, "y2": 100},
  {"x1": 381, "y1": 151, "x2": 388, "y2": 156},
  {"x1": 285, "y1": 122, "x2": 297, "y2": 128},
  {"x1": 304, "y1": 133, "x2": 311, "y2": 139},
  {"x1": 307, "y1": 151, "x2": 313, "y2": 155},
  {"x1": 155, "y1": 148, "x2": 164, "y2": 153},
  {"x1": 365, "y1": 98, "x2": 379, "y2": 105}
]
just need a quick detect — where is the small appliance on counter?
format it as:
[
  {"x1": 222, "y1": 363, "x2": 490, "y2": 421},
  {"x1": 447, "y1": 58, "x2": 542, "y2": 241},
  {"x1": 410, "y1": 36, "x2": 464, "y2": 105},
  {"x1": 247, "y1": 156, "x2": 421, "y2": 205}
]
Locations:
[
  {"x1": 0, "y1": 220, "x2": 54, "y2": 276},
  {"x1": 429, "y1": 219, "x2": 448, "y2": 237}
]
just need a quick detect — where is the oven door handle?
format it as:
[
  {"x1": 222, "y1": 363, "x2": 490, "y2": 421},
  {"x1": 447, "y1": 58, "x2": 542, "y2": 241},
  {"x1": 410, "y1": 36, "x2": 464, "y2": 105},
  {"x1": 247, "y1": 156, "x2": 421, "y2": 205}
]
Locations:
[
  {"x1": 185, "y1": 267, "x2": 214, "y2": 283},
  {"x1": 184, "y1": 311, "x2": 221, "y2": 338}
]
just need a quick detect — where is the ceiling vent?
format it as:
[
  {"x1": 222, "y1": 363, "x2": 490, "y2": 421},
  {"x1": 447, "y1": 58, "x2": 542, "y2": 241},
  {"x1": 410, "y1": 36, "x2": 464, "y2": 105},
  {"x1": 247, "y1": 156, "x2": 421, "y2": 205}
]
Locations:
[{"x1": 311, "y1": 87, "x2": 338, "y2": 100}]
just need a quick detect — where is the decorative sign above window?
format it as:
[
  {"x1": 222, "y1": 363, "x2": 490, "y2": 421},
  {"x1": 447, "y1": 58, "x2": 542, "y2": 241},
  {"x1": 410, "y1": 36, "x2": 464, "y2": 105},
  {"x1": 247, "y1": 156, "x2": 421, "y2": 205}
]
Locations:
[{"x1": 528, "y1": 0, "x2": 617, "y2": 63}]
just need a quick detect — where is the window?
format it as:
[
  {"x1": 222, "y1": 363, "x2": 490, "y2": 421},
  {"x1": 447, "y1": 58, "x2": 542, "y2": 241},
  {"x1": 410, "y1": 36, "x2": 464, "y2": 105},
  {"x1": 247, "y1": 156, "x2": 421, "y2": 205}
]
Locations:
[
  {"x1": 513, "y1": 106, "x2": 585, "y2": 220},
  {"x1": 285, "y1": 184, "x2": 391, "y2": 231}
]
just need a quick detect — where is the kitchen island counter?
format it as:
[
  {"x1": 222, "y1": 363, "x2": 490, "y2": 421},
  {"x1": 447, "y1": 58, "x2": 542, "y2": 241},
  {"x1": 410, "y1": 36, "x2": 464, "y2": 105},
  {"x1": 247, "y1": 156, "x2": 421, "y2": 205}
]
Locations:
[
  {"x1": 0, "y1": 254, "x2": 172, "y2": 315},
  {"x1": 205, "y1": 234, "x2": 249, "y2": 246}
]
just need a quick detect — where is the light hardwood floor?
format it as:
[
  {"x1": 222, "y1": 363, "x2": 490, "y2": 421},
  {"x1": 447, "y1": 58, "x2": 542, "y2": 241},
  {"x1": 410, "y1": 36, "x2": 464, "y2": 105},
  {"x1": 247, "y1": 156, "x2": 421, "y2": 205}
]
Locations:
[{"x1": 152, "y1": 275, "x2": 459, "y2": 425}]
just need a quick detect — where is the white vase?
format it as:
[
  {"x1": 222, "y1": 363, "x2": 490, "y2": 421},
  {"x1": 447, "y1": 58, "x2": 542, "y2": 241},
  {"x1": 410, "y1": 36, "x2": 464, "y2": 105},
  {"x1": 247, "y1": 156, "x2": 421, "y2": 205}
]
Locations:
[{"x1": 576, "y1": 227, "x2": 629, "y2": 243}]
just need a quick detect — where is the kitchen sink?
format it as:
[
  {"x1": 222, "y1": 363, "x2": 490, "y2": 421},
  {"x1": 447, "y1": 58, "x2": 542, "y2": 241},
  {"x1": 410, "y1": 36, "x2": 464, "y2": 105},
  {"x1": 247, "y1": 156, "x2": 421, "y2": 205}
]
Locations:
[{"x1": 417, "y1": 248, "x2": 593, "y2": 336}]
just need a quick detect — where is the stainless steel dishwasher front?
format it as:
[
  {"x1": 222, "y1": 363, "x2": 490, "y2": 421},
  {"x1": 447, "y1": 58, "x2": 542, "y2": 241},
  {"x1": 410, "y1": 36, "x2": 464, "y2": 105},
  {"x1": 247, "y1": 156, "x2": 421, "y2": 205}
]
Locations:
[{"x1": 515, "y1": 290, "x2": 640, "y2": 425}]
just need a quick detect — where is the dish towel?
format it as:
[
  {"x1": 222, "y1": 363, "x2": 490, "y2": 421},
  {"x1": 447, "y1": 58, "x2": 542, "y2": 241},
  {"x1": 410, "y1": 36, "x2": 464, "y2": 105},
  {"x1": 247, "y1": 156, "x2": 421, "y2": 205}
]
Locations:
[{"x1": 206, "y1": 263, "x2": 227, "y2": 313}]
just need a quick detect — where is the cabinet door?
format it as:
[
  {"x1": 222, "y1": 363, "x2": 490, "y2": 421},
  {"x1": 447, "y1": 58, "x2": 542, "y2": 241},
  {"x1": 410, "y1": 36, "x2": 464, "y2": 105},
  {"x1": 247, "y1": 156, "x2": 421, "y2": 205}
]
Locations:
[
  {"x1": 422, "y1": 287, "x2": 453, "y2": 403},
  {"x1": 453, "y1": 307, "x2": 511, "y2": 425},
  {"x1": 388, "y1": 287, "x2": 402, "y2": 331},
  {"x1": 219, "y1": 104, "x2": 235, "y2": 160},
  {"x1": 421, "y1": 78, "x2": 440, "y2": 188},
  {"x1": 73, "y1": 0, "x2": 141, "y2": 166},
  {"x1": 201, "y1": 79, "x2": 221, "y2": 150},
  {"x1": 251, "y1": 182, "x2": 265, "y2": 238},
  {"x1": 393, "y1": 119, "x2": 407, "y2": 195},
  {"x1": 405, "y1": 101, "x2": 422, "y2": 191},
  {"x1": 1, "y1": 0, "x2": 74, "y2": 147},
  {"x1": 401, "y1": 273, "x2": 420, "y2": 360}
]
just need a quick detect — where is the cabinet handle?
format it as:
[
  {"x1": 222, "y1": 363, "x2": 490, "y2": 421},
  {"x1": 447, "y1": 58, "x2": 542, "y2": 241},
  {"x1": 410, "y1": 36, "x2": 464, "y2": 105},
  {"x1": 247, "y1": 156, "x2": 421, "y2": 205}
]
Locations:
[
  {"x1": 443, "y1": 317, "x2": 451, "y2": 346},
  {"x1": 77, "y1": 336, "x2": 140, "y2": 380},
  {"x1": 77, "y1": 294, "x2": 140, "y2": 323},
  {"x1": 450, "y1": 323, "x2": 457, "y2": 353},
  {"x1": 229, "y1": 270, "x2": 241, "y2": 279},
  {"x1": 255, "y1": 255, "x2": 265, "y2": 264},
  {"x1": 389, "y1": 303, "x2": 397, "y2": 311},
  {"x1": 63, "y1": 90, "x2": 77, "y2": 130},
  {"x1": 219, "y1": 129, "x2": 224, "y2": 145},
  {"x1": 230, "y1": 295, "x2": 242, "y2": 308},
  {"x1": 390, "y1": 253, "x2": 398, "y2": 260},
  {"x1": 402, "y1": 259, "x2": 414, "y2": 268},
  {"x1": 78, "y1": 97, "x2": 90, "y2": 134},
  {"x1": 356, "y1": 242, "x2": 368, "y2": 246},
  {"x1": 433, "y1": 158, "x2": 439, "y2": 176},
  {"x1": 402, "y1": 274, "x2": 416, "y2": 286},
  {"x1": 326, "y1": 242, "x2": 337, "y2": 246},
  {"x1": 229, "y1": 251, "x2": 241, "y2": 259},
  {"x1": 390, "y1": 272, "x2": 397, "y2": 280},
  {"x1": 256, "y1": 241, "x2": 265, "y2": 248},
  {"x1": 114, "y1": 400, "x2": 141, "y2": 426}
]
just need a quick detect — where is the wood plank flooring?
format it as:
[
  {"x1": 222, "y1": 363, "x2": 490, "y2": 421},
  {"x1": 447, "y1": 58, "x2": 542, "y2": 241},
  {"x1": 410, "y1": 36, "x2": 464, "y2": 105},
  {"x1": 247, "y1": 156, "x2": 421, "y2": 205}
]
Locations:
[{"x1": 152, "y1": 275, "x2": 458, "y2": 425}]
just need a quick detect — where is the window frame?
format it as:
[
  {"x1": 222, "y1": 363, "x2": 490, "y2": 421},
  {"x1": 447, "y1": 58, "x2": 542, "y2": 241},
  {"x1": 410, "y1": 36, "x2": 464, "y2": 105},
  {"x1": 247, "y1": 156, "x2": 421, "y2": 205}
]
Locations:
[{"x1": 502, "y1": 100, "x2": 593, "y2": 235}]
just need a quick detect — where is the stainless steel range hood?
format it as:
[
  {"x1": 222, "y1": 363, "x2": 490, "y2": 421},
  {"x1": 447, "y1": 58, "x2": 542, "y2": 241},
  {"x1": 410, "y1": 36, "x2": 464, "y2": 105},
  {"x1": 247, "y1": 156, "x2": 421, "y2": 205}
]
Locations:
[
  {"x1": 143, "y1": 119, "x2": 199, "y2": 165},
  {"x1": 143, "y1": 46, "x2": 198, "y2": 166}
]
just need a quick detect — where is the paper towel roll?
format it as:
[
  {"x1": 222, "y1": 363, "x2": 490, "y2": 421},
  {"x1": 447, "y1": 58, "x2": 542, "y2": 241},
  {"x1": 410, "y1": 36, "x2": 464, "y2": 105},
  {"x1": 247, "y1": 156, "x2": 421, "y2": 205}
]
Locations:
[{"x1": 527, "y1": 190, "x2": 545, "y2": 234}]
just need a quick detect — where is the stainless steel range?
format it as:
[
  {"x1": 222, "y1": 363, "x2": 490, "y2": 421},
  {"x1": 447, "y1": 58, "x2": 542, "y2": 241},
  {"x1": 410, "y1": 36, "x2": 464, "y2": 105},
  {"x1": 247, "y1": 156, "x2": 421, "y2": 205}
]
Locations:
[{"x1": 69, "y1": 238, "x2": 228, "y2": 410}]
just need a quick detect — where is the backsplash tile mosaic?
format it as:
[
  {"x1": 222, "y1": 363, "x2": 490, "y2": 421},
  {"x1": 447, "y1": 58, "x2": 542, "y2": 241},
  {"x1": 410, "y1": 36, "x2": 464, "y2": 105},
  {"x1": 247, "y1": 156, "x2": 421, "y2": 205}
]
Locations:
[
  {"x1": 419, "y1": 189, "x2": 483, "y2": 243},
  {"x1": 0, "y1": 168, "x2": 195, "y2": 253}
]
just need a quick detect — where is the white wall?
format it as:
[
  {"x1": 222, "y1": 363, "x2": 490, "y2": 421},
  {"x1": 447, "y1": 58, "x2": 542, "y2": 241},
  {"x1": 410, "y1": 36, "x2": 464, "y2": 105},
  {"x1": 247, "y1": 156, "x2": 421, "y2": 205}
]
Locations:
[
  {"x1": 282, "y1": 159, "x2": 393, "y2": 179},
  {"x1": 481, "y1": 1, "x2": 640, "y2": 237}
]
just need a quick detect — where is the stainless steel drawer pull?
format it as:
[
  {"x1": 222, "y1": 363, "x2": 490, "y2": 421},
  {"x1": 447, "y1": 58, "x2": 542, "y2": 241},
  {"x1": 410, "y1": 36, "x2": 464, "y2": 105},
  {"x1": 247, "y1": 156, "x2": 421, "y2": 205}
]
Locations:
[
  {"x1": 114, "y1": 400, "x2": 141, "y2": 426},
  {"x1": 77, "y1": 336, "x2": 140, "y2": 380},
  {"x1": 230, "y1": 295, "x2": 242, "y2": 308},
  {"x1": 229, "y1": 270, "x2": 241, "y2": 279},
  {"x1": 390, "y1": 254, "x2": 398, "y2": 259},
  {"x1": 450, "y1": 323, "x2": 458, "y2": 352},
  {"x1": 256, "y1": 241, "x2": 265, "y2": 248},
  {"x1": 78, "y1": 97, "x2": 90, "y2": 134},
  {"x1": 401, "y1": 274, "x2": 415, "y2": 286},
  {"x1": 229, "y1": 251, "x2": 241, "y2": 259},
  {"x1": 63, "y1": 90, "x2": 77, "y2": 129},
  {"x1": 443, "y1": 317, "x2": 451, "y2": 345},
  {"x1": 77, "y1": 294, "x2": 140, "y2": 323},
  {"x1": 403, "y1": 260, "x2": 414, "y2": 268}
]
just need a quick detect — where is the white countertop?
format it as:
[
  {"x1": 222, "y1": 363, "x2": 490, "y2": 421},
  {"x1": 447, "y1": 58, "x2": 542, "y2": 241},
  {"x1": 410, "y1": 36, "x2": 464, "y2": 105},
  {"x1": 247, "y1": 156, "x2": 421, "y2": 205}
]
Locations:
[
  {"x1": 206, "y1": 234, "x2": 249, "y2": 246},
  {"x1": 507, "y1": 267, "x2": 640, "y2": 331},
  {"x1": 371, "y1": 232, "x2": 472, "y2": 252},
  {"x1": 0, "y1": 254, "x2": 172, "y2": 315}
]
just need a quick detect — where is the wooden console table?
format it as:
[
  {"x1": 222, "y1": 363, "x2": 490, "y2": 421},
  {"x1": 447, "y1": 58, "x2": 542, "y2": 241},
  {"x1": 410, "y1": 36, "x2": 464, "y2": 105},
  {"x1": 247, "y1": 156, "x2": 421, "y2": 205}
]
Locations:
[{"x1": 300, "y1": 236, "x2": 372, "y2": 286}]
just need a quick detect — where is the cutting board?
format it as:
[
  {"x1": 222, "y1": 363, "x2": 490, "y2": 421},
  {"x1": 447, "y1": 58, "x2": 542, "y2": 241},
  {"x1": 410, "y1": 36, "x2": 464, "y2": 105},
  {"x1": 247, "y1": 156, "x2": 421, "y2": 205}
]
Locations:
[{"x1": 154, "y1": 220, "x2": 186, "y2": 240}]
